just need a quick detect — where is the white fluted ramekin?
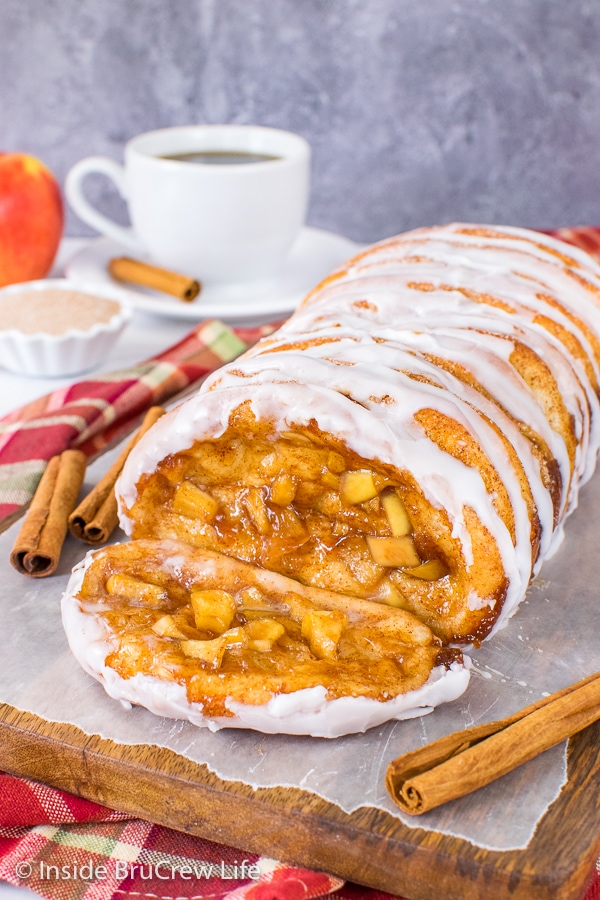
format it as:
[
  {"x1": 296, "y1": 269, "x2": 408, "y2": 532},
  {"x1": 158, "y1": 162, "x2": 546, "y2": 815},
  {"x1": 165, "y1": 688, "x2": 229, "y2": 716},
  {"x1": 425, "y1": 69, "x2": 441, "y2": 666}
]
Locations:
[{"x1": 0, "y1": 279, "x2": 132, "y2": 377}]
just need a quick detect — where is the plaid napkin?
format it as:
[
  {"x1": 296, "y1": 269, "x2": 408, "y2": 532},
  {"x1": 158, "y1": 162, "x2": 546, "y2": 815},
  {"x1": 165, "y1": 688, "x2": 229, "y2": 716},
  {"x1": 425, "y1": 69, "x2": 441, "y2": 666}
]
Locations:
[
  {"x1": 0, "y1": 772, "x2": 348, "y2": 900},
  {"x1": 0, "y1": 319, "x2": 277, "y2": 529},
  {"x1": 548, "y1": 225, "x2": 600, "y2": 260}
]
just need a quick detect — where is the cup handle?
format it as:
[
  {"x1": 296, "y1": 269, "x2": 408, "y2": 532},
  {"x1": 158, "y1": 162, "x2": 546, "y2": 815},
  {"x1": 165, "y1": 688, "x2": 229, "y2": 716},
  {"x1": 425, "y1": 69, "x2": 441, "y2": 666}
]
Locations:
[{"x1": 65, "y1": 156, "x2": 144, "y2": 253}]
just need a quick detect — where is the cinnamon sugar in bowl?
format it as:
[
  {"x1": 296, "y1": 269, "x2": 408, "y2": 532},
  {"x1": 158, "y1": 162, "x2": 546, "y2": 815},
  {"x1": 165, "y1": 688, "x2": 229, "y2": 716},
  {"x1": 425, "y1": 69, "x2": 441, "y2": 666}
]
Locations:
[{"x1": 0, "y1": 279, "x2": 131, "y2": 376}]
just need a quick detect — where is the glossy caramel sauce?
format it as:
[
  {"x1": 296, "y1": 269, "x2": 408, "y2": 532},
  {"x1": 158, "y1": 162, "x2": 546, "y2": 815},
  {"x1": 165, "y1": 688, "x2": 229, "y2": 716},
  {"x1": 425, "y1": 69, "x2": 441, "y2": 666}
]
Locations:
[
  {"x1": 124, "y1": 408, "x2": 508, "y2": 644},
  {"x1": 77, "y1": 541, "x2": 448, "y2": 717}
]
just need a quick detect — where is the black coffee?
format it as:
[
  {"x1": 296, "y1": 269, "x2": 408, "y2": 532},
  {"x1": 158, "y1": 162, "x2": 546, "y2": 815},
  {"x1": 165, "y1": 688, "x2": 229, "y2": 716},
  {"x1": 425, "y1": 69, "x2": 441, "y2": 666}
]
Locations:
[{"x1": 161, "y1": 150, "x2": 281, "y2": 165}]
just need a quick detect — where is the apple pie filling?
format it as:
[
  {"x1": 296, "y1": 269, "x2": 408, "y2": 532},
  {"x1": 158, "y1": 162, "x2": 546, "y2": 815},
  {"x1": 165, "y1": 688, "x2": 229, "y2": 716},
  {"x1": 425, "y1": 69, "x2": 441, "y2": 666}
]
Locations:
[
  {"x1": 76, "y1": 540, "x2": 459, "y2": 716},
  {"x1": 124, "y1": 409, "x2": 508, "y2": 644}
]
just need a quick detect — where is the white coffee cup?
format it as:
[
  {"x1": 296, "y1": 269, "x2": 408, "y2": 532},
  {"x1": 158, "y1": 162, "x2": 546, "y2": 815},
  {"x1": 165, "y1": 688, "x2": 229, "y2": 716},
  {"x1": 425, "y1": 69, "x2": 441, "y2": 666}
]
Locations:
[{"x1": 65, "y1": 125, "x2": 311, "y2": 284}]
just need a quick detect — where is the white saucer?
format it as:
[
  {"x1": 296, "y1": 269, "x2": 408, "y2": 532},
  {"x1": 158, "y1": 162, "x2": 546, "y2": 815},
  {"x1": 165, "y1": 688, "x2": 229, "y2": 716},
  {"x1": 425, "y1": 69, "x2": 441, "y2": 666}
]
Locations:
[{"x1": 65, "y1": 227, "x2": 361, "y2": 322}]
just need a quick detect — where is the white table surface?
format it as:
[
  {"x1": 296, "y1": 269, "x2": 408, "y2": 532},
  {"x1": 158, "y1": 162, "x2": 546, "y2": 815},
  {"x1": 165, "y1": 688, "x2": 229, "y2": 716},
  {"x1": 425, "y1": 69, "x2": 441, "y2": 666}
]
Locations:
[{"x1": 0, "y1": 239, "x2": 218, "y2": 898}]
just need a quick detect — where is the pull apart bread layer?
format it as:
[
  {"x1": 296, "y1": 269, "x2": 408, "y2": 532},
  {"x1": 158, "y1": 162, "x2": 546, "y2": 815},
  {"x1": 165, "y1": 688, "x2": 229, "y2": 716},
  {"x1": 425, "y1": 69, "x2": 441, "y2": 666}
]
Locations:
[{"x1": 62, "y1": 223, "x2": 600, "y2": 736}]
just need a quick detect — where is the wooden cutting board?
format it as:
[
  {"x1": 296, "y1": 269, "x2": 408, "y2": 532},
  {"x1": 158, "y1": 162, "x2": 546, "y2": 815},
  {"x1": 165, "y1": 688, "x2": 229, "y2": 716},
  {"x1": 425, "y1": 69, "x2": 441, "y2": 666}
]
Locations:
[
  {"x1": 1, "y1": 701, "x2": 600, "y2": 900},
  {"x1": 2, "y1": 444, "x2": 600, "y2": 900}
]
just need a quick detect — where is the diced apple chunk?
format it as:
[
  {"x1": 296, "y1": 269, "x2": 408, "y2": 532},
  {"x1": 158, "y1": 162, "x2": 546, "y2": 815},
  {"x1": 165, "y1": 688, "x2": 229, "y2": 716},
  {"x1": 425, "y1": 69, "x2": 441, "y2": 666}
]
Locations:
[
  {"x1": 321, "y1": 470, "x2": 341, "y2": 489},
  {"x1": 301, "y1": 610, "x2": 347, "y2": 659},
  {"x1": 172, "y1": 480, "x2": 219, "y2": 521},
  {"x1": 327, "y1": 450, "x2": 346, "y2": 473},
  {"x1": 152, "y1": 614, "x2": 187, "y2": 639},
  {"x1": 222, "y1": 626, "x2": 245, "y2": 646},
  {"x1": 332, "y1": 520, "x2": 350, "y2": 537},
  {"x1": 277, "y1": 506, "x2": 309, "y2": 544},
  {"x1": 242, "y1": 609, "x2": 274, "y2": 621},
  {"x1": 106, "y1": 574, "x2": 167, "y2": 607},
  {"x1": 239, "y1": 586, "x2": 275, "y2": 620},
  {"x1": 340, "y1": 470, "x2": 378, "y2": 504},
  {"x1": 238, "y1": 586, "x2": 269, "y2": 609},
  {"x1": 381, "y1": 489, "x2": 412, "y2": 536},
  {"x1": 366, "y1": 535, "x2": 421, "y2": 567},
  {"x1": 270, "y1": 473, "x2": 297, "y2": 506},
  {"x1": 190, "y1": 589, "x2": 236, "y2": 635},
  {"x1": 340, "y1": 469, "x2": 377, "y2": 505},
  {"x1": 244, "y1": 618, "x2": 285, "y2": 652},
  {"x1": 404, "y1": 559, "x2": 449, "y2": 580},
  {"x1": 181, "y1": 635, "x2": 228, "y2": 669},
  {"x1": 244, "y1": 487, "x2": 271, "y2": 534},
  {"x1": 370, "y1": 578, "x2": 411, "y2": 609}
]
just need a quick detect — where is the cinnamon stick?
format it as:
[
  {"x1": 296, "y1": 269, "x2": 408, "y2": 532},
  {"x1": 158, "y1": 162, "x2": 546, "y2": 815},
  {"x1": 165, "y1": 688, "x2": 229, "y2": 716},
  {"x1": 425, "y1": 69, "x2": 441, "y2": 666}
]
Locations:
[
  {"x1": 68, "y1": 406, "x2": 165, "y2": 545},
  {"x1": 10, "y1": 449, "x2": 87, "y2": 577},
  {"x1": 386, "y1": 670, "x2": 600, "y2": 815},
  {"x1": 108, "y1": 257, "x2": 201, "y2": 302}
]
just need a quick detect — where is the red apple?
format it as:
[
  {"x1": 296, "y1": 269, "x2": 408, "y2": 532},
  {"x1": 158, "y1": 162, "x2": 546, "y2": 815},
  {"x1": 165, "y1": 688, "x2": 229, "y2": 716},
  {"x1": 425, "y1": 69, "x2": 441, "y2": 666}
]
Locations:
[{"x1": 0, "y1": 153, "x2": 64, "y2": 288}]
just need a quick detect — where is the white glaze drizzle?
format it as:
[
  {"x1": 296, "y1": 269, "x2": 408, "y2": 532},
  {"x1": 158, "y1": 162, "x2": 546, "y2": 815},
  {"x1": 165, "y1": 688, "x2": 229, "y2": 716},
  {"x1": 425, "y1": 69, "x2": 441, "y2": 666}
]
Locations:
[{"x1": 115, "y1": 225, "x2": 600, "y2": 646}]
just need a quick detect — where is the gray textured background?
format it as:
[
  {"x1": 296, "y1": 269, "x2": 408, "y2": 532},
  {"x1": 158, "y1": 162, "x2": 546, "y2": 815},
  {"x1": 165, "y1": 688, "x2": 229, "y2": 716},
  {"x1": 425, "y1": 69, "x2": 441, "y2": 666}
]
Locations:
[{"x1": 2, "y1": 0, "x2": 600, "y2": 242}]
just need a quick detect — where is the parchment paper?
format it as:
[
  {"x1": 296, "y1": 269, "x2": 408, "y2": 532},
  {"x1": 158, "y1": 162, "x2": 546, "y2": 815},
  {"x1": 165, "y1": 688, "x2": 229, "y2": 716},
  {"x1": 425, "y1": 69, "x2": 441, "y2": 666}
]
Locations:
[{"x1": 2, "y1": 447, "x2": 599, "y2": 852}]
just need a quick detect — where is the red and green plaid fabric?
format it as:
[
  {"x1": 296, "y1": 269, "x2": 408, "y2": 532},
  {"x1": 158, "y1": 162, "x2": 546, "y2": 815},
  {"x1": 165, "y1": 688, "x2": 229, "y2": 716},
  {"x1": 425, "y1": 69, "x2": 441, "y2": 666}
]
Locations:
[
  {"x1": 0, "y1": 773, "x2": 348, "y2": 900},
  {"x1": 0, "y1": 319, "x2": 278, "y2": 527},
  {"x1": 549, "y1": 225, "x2": 600, "y2": 260}
]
